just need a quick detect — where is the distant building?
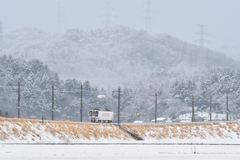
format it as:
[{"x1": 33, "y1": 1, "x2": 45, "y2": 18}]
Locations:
[
  {"x1": 151, "y1": 117, "x2": 170, "y2": 123},
  {"x1": 97, "y1": 95, "x2": 106, "y2": 99},
  {"x1": 133, "y1": 121, "x2": 143, "y2": 124}
]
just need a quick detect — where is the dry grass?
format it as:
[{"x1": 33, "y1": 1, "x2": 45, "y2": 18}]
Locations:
[
  {"x1": 12, "y1": 126, "x2": 20, "y2": 136},
  {"x1": 219, "y1": 124, "x2": 227, "y2": 130},
  {"x1": 43, "y1": 121, "x2": 131, "y2": 140},
  {"x1": 213, "y1": 122, "x2": 220, "y2": 125},
  {"x1": 0, "y1": 117, "x2": 239, "y2": 141},
  {"x1": 216, "y1": 126, "x2": 224, "y2": 137},
  {"x1": 0, "y1": 130, "x2": 8, "y2": 140},
  {"x1": 170, "y1": 126, "x2": 178, "y2": 138},
  {"x1": 226, "y1": 122, "x2": 240, "y2": 135},
  {"x1": 30, "y1": 119, "x2": 38, "y2": 124},
  {"x1": 123, "y1": 122, "x2": 236, "y2": 140}
]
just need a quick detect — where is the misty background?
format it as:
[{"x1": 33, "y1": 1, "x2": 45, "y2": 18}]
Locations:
[
  {"x1": 0, "y1": 0, "x2": 240, "y2": 53},
  {"x1": 0, "y1": 0, "x2": 240, "y2": 122}
]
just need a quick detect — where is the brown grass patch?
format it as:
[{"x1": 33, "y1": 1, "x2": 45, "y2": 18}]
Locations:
[
  {"x1": 216, "y1": 126, "x2": 223, "y2": 137},
  {"x1": 213, "y1": 122, "x2": 220, "y2": 125},
  {"x1": 3, "y1": 117, "x2": 239, "y2": 141},
  {"x1": 0, "y1": 117, "x2": 4, "y2": 122},
  {"x1": 170, "y1": 126, "x2": 178, "y2": 138},
  {"x1": 0, "y1": 130, "x2": 8, "y2": 140},
  {"x1": 12, "y1": 126, "x2": 20, "y2": 136},
  {"x1": 219, "y1": 124, "x2": 227, "y2": 130},
  {"x1": 30, "y1": 119, "x2": 38, "y2": 124}
]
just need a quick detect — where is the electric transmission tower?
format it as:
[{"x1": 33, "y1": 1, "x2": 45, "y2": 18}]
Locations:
[
  {"x1": 144, "y1": 0, "x2": 153, "y2": 33},
  {"x1": 57, "y1": 2, "x2": 61, "y2": 33},
  {"x1": 105, "y1": 1, "x2": 112, "y2": 28},
  {"x1": 0, "y1": 21, "x2": 2, "y2": 54},
  {"x1": 195, "y1": 25, "x2": 209, "y2": 47}
]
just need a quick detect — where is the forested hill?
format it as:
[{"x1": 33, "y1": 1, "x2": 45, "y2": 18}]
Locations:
[
  {"x1": 1, "y1": 26, "x2": 238, "y2": 87},
  {"x1": 0, "y1": 56, "x2": 106, "y2": 120},
  {"x1": 1, "y1": 26, "x2": 240, "y2": 122},
  {"x1": 1, "y1": 56, "x2": 240, "y2": 122}
]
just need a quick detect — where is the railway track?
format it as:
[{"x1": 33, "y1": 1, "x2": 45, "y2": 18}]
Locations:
[{"x1": 2, "y1": 117, "x2": 239, "y2": 126}]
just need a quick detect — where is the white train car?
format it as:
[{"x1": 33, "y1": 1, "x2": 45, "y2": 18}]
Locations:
[{"x1": 89, "y1": 108, "x2": 113, "y2": 123}]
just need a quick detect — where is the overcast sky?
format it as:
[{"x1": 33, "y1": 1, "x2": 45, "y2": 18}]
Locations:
[{"x1": 0, "y1": 0, "x2": 239, "y2": 52}]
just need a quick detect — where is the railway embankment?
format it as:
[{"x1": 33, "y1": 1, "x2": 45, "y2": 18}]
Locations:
[
  {"x1": 0, "y1": 117, "x2": 240, "y2": 144},
  {"x1": 0, "y1": 117, "x2": 133, "y2": 143}
]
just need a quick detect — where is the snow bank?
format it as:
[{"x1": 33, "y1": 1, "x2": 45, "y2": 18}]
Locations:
[
  {"x1": 0, "y1": 118, "x2": 133, "y2": 143},
  {"x1": 122, "y1": 122, "x2": 240, "y2": 144},
  {"x1": 0, "y1": 117, "x2": 239, "y2": 144}
]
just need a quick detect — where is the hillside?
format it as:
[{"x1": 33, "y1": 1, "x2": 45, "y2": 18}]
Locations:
[
  {"x1": 1, "y1": 27, "x2": 240, "y2": 122},
  {"x1": 0, "y1": 56, "x2": 114, "y2": 120},
  {"x1": 1, "y1": 26, "x2": 237, "y2": 87},
  {"x1": 0, "y1": 118, "x2": 240, "y2": 144},
  {"x1": 1, "y1": 56, "x2": 240, "y2": 122}
]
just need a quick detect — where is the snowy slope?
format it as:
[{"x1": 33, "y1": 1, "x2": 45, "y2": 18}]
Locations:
[
  {"x1": 1, "y1": 118, "x2": 239, "y2": 144},
  {"x1": 0, "y1": 118, "x2": 133, "y2": 143},
  {"x1": 1, "y1": 26, "x2": 237, "y2": 87}
]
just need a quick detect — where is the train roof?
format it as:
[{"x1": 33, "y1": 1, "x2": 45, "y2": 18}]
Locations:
[{"x1": 90, "y1": 108, "x2": 111, "y2": 111}]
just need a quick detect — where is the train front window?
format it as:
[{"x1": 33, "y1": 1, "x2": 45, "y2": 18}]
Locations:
[
  {"x1": 90, "y1": 111, "x2": 99, "y2": 116},
  {"x1": 92, "y1": 111, "x2": 98, "y2": 116},
  {"x1": 95, "y1": 111, "x2": 99, "y2": 116}
]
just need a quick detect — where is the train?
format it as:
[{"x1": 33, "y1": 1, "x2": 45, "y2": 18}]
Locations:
[{"x1": 88, "y1": 108, "x2": 113, "y2": 123}]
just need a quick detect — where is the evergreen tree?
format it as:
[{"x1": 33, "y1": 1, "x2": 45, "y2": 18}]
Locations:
[
  {"x1": 0, "y1": 109, "x2": 3, "y2": 117},
  {"x1": 4, "y1": 111, "x2": 8, "y2": 118}
]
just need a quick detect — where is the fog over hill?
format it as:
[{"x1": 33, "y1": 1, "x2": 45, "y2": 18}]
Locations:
[
  {"x1": 1, "y1": 26, "x2": 238, "y2": 88},
  {"x1": 1, "y1": 27, "x2": 240, "y2": 120}
]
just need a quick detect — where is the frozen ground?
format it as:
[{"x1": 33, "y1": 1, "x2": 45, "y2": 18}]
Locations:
[{"x1": 0, "y1": 145, "x2": 240, "y2": 160}]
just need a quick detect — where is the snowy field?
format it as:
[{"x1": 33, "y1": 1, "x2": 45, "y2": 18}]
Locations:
[{"x1": 0, "y1": 145, "x2": 240, "y2": 160}]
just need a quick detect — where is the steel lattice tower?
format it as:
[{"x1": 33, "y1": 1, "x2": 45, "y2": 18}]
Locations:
[
  {"x1": 0, "y1": 21, "x2": 2, "y2": 54},
  {"x1": 57, "y1": 2, "x2": 61, "y2": 33},
  {"x1": 195, "y1": 25, "x2": 209, "y2": 47},
  {"x1": 105, "y1": 1, "x2": 111, "y2": 28},
  {"x1": 145, "y1": 0, "x2": 152, "y2": 33}
]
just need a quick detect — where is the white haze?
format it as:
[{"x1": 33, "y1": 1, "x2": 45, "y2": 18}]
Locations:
[
  {"x1": 0, "y1": 0, "x2": 240, "y2": 58},
  {"x1": 1, "y1": 26, "x2": 237, "y2": 88}
]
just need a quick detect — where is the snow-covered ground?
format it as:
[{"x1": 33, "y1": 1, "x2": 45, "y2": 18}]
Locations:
[
  {"x1": 1, "y1": 118, "x2": 240, "y2": 144},
  {"x1": 0, "y1": 145, "x2": 240, "y2": 160},
  {"x1": 122, "y1": 122, "x2": 240, "y2": 144}
]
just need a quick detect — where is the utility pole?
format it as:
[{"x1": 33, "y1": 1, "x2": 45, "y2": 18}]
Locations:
[
  {"x1": 226, "y1": 95, "x2": 228, "y2": 121},
  {"x1": 150, "y1": 92, "x2": 158, "y2": 123},
  {"x1": 112, "y1": 88, "x2": 122, "y2": 124},
  {"x1": 80, "y1": 84, "x2": 83, "y2": 122},
  {"x1": 210, "y1": 95, "x2": 212, "y2": 121},
  {"x1": 192, "y1": 95, "x2": 194, "y2": 122},
  {"x1": 0, "y1": 21, "x2": 2, "y2": 54},
  {"x1": 144, "y1": 0, "x2": 152, "y2": 33},
  {"x1": 18, "y1": 82, "x2": 20, "y2": 118},
  {"x1": 52, "y1": 86, "x2": 54, "y2": 121},
  {"x1": 155, "y1": 92, "x2": 157, "y2": 123},
  {"x1": 195, "y1": 25, "x2": 209, "y2": 47},
  {"x1": 118, "y1": 87, "x2": 120, "y2": 124}
]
